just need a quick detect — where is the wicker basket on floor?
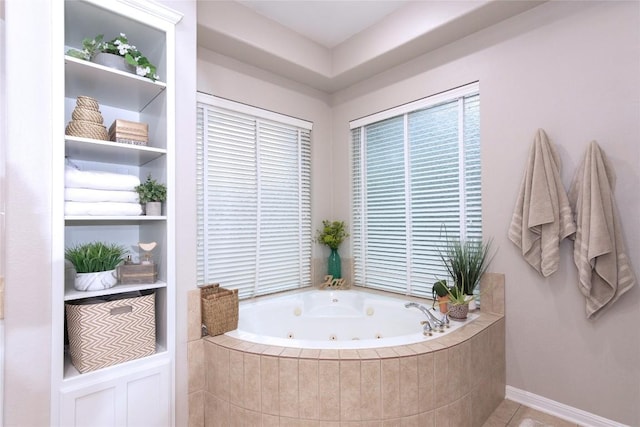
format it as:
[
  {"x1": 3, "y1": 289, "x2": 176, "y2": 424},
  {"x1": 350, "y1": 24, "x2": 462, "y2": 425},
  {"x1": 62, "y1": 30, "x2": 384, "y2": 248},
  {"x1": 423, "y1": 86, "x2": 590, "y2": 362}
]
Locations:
[{"x1": 200, "y1": 284, "x2": 239, "y2": 336}]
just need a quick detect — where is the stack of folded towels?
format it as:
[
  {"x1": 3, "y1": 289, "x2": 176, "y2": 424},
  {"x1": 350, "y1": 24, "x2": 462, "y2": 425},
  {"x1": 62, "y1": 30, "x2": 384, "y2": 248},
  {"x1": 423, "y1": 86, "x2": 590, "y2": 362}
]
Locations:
[{"x1": 65, "y1": 166, "x2": 142, "y2": 216}]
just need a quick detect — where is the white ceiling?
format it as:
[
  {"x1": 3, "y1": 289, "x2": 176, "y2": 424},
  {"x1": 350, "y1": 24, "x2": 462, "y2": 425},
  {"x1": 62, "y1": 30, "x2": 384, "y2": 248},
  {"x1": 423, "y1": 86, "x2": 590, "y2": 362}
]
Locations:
[
  {"x1": 237, "y1": 1, "x2": 409, "y2": 48},
  {"x1": 197, "y1": 1, "x2": 545, "y2": 93}
]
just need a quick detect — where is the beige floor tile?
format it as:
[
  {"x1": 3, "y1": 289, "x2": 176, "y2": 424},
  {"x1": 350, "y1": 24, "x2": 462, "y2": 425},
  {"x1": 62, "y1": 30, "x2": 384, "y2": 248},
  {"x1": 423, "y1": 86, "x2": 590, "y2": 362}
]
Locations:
[
  {"x1": 482, "y1": 415, "x2": 509, "y2": 427},
  {"x1": 507, "y1": 406, "x2": 577, "y2": 427},
  {"x1": 491, "y1": 399, "x2": 520, "y2": 424}
]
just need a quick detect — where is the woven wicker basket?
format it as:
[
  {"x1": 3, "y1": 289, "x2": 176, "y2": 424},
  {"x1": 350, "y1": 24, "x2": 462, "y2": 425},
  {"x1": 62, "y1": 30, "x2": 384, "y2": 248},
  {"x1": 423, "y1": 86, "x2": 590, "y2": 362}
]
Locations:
[
  {"x1": 76, "y1": 95, "x2": 100, "y2": 111},
  {"x1": 72, "y1": 107, "x2": 104, "y2": 124},
  {"x1": 201, "y1": 284, "x2": 239, "y2": 336},
  {"x1": 65, "y1": 120, "x2": 109, "y2": 140},
  {"x1": 65, "y1": 291, "x2": 156, "y2": 373}
]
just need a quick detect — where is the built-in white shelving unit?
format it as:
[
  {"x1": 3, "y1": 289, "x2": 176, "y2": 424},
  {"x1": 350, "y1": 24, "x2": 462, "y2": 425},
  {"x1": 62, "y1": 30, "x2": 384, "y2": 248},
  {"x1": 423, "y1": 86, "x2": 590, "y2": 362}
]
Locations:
[{"x1": 53, "y1": 1, "x2": 181, "y2": 425}]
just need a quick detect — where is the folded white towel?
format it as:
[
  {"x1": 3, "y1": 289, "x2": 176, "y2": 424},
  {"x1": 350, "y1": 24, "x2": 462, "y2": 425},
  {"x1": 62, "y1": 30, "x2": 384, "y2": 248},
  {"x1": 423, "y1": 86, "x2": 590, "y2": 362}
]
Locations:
[
  {"x1": 508, "y1": 129, "x2": 576, "y2": 277},
  {"x1": 65, "y1": 201, "x2": 142, "y2": 216},
  {"x1": 65, "y1": 167, "x2": 141, "y2": 191},
  {"x1": 65, "y1": 188, "x2": 139, "y2": 203},
  {"x1": 568, "y1": 141, "x2": 636, "y2": 319}
]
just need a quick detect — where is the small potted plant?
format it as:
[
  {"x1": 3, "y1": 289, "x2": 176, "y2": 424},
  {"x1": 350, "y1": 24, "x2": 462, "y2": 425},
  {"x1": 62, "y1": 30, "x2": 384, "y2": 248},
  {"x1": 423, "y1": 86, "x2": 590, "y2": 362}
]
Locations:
[
  {"x1": 445, "y1": 285, "x2": 476, "y2": 320},
  {"x1": 432, "y1": 279, "x2": 450, "y2": 313},
  {"x1": 314, "y1": 220, "x2": 349, "y2": 279},
  {"x1": 65, "y1": 242, "x2": 127, "y2": 291},
  {"x1": 135, "y1": 174, "x2": 167, "y2": 216},
  {"x1": 66, "y1": 33, "x2": 159, "y2": 81}
]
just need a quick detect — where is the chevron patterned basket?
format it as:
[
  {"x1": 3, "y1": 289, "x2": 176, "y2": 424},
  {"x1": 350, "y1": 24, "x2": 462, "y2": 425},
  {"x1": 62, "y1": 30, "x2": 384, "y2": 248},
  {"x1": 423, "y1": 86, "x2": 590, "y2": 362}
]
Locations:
[{"x1": 65, "y1": 291, "x2": 156, "y2": 373}]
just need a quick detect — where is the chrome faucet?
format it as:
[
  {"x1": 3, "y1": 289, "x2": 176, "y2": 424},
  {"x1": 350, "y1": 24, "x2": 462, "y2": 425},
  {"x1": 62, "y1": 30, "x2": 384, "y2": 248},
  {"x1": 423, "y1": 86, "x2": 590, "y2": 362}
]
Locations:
[{"x1": 404, "y1": 302, "x2": 447, "y2": 331}]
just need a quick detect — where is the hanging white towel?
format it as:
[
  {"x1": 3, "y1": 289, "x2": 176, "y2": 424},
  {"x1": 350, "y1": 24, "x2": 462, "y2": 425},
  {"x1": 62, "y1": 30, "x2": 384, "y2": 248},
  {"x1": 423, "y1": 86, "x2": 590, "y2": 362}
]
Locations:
[
  {"x1": 568, "y1": 141, "x2": 636, "y2": 319},
  {"x1": 508, "y1": 129, "x2": 576, "y2": 277}
]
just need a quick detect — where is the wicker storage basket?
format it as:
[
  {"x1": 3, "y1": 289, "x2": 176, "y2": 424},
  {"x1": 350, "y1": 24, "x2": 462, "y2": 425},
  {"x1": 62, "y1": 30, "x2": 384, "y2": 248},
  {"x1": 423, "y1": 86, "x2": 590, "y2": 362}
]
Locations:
[
  {"x1": 65, "y1": 291, "x2": 156, "y2": 373},
  {"x1": 76, "y1": 95, "x2": 100, "y2": 111},
  {"x1": 65, "y1": 120, "x2": 109, "y2": 140},
  {"x1": 200, "y1": 284, "x2": 239, "y2": 336}
]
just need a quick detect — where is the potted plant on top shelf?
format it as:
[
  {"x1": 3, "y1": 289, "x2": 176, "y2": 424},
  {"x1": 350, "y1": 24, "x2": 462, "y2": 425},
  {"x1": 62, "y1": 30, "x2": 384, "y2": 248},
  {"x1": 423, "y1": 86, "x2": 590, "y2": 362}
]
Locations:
[
  {"x1": 314, "y1": 220, "x2": 349, "y2": 280},
  {"x1": 135, "y1": 174, "x2": 167, "y2": 216},
  {"x1": 65, "y1": 241, "x2": 127, "y2": 291},
  {"x1": 66, "y1": 33, "x2": 159, "y2": 81}
]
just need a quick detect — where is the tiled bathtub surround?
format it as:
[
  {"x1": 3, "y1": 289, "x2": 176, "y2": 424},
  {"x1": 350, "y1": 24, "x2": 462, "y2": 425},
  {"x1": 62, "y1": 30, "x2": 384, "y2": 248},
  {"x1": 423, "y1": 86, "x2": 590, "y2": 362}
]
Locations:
[{"x1": 188, "y1": 273, "x2": 506, "y2": 426}]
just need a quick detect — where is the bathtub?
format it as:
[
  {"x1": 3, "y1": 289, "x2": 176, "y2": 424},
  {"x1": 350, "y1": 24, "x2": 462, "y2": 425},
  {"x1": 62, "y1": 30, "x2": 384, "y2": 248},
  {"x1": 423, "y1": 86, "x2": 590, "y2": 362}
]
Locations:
[
  {"x1": 226, "y1": 288, "x2": 478, "y2": 349},
  {"x1": 195, "y1": 274, "x2": 506, "y2": 426}
]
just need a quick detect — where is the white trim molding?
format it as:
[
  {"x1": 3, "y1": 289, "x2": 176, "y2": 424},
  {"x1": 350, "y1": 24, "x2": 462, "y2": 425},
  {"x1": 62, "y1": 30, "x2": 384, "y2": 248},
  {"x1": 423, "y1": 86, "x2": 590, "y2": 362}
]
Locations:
[
  {"x1": 506, "y1": 386, "x2": 630, "y2": 427},
  {"x1": 118, "y1": 0, "x2": 184, "y2": 24}
]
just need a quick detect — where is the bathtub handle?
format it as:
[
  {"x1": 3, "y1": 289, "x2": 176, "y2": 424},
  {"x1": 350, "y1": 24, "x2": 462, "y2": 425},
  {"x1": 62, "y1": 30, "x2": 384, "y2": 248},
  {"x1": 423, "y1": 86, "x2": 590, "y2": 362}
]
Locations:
[{"x1": 420, "y1": 321, "x2": 433, "y2": 336}]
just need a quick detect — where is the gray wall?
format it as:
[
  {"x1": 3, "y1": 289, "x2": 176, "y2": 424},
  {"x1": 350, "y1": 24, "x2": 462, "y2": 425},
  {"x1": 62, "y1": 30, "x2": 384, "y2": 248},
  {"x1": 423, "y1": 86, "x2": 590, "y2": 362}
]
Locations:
[{"x1": 330, "y1": 2, "x2": 639, "y2": 425}]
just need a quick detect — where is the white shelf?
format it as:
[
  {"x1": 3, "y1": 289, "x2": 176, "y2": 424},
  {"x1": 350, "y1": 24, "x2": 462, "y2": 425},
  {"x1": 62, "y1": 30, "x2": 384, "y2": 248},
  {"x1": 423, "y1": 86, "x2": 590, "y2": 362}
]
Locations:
[
  {"x1": 65, "y1": 136, "x2": 166, "y2": 166},
  {"x1": 64, "y1": 280, "x2": 167, "y2": 301},
  {"x1": 62, "y1": 345, "x2": 169, "y2": 382},
  {"x1": 65, "y1": 216, "x2": 166, "y2": 226},
  {"x1": 65, "y1": 56, "x2": 166, "y2": 111}
]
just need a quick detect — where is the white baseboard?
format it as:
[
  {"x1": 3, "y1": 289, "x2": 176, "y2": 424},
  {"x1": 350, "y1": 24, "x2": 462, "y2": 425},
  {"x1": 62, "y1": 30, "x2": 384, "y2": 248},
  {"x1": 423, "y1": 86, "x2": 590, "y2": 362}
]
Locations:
[{"x1": 505, "y1": 386, "x2": 629, "y2": 427}]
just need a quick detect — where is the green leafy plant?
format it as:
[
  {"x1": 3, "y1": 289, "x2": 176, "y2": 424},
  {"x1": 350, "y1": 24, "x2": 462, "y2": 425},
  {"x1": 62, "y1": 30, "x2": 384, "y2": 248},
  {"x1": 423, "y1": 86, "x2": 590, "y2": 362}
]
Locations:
[
  {"x1": 66, "y1": 33, "x2": 159, "y2": 81},
  {"x1": 439, "y1": 237, "x2": 494, "y2": 295},
  {"x1": 432, "y1": 279, "x2": 449, "y2": 298},
  {"x1": 444, "y1": 285, "x2": 475, "y2": 306},
  {"x1": 65, "y1": 242, "x2": 127, "y2": 273},
  {"x1": 135, "y1": 174, "x2": 167, "y2": 203},
  {"x1": 314, "y1": 220, "x2": 349, "y2": 250}
]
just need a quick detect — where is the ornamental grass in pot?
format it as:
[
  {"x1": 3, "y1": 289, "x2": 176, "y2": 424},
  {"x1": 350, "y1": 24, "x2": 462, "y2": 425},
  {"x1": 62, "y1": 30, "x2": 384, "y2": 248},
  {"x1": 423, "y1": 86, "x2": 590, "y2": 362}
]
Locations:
[
  {"x1": 65, "y1": 242, "x2": 127, "y2": 291},
  {"x1": 439, "y1": 236, "x2": 494, "y2": 314}
]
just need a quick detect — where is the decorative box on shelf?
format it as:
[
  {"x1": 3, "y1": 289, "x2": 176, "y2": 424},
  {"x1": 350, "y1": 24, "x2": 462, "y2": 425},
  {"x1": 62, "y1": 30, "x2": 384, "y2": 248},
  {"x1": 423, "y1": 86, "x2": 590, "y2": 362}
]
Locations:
[
  {"x1": 109, "y1": 119, "x2": 149, "y2": 146},
  {"x1": 118, "y1": 262, "x2": 158, "y2": 284}
]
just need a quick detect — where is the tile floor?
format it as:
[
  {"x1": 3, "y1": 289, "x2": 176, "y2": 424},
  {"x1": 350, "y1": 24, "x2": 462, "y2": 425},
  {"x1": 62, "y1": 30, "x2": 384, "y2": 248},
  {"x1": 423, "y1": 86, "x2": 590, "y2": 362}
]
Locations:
[{"x1": 483, "y1": 399, "x2": 581, "y2": 427}]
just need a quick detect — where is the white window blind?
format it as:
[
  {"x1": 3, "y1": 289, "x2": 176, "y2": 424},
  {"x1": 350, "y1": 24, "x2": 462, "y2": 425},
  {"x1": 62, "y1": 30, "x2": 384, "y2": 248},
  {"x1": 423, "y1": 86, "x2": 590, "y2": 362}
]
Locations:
[
  {"x1": 196, "y1": 94, "x2": 312, "y2": 299},
  {"x1": 351, "y1": 84, "x2": 481, "y2": 298}
]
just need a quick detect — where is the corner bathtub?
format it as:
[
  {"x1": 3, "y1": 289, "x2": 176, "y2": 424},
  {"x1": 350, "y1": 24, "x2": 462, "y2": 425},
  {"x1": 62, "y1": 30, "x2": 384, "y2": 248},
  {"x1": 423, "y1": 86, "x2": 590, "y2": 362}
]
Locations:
[
  {"x1": 225, "y1": 288, "x2": 478, "y2": 349},
  {"x1": 201, "y1": 276, "x2": 506, "y2": 426}
]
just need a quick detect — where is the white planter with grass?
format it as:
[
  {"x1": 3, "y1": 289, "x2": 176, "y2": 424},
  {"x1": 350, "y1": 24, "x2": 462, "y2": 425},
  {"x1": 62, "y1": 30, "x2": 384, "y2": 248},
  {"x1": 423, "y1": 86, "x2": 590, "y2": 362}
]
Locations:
[{"x1": 74, "y1": 269, "x2": 118, "y2": 291}]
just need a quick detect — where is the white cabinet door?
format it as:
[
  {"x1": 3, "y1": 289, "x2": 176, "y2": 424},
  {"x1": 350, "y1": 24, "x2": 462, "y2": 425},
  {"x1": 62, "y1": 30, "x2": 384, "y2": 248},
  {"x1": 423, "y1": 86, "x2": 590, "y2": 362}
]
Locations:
[{"x1": 60, "y1": 361, "x2": 170, "y2": 427}]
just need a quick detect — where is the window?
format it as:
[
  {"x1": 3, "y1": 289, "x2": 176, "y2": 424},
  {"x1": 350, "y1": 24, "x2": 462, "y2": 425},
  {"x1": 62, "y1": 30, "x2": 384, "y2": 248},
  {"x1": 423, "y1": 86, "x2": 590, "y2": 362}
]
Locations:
[
  {"x1": 351, "y1": 83, "x2": 481, "y2": 298},
  {"x1": 196, "y1": 94, "x2": 312, "y2": 299}
]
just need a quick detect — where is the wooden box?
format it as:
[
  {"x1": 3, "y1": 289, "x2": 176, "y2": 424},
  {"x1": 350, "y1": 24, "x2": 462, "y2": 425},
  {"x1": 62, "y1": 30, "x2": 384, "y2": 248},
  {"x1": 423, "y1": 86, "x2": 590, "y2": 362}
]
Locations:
[
  {"x1": 117, "y1": 263, "x2": 158, "y2": 284},
  {"x1": 109, "y1": 119, "x2": 148, "y2": 146}
]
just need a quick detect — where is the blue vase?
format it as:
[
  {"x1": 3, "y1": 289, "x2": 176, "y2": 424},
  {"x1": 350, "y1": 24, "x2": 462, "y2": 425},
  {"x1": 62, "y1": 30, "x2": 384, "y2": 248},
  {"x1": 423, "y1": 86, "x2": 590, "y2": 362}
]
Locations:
[{"x1": 327, "y1": 248, "x2": 341, "y2": 279}]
